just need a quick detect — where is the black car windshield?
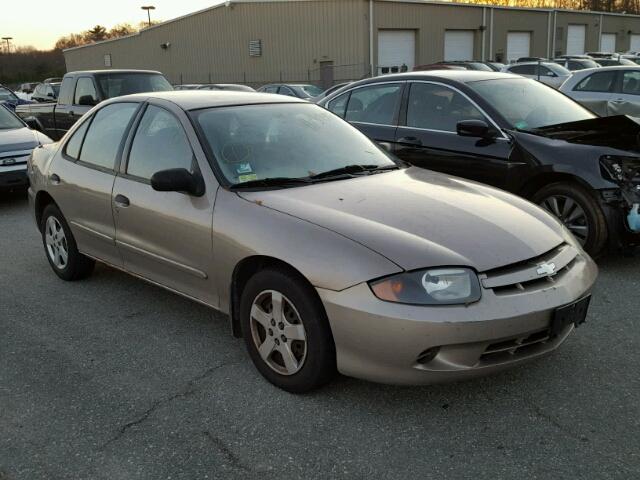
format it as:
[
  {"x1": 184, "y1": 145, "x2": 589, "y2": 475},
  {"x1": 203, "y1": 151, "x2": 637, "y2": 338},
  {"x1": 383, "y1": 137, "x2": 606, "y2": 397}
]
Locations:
[
  {"x1": 468, "y1": 78, "x2": 595, "y2": 130},
  {"x1": 96, "y1": 73, "x2": 173, "y2": 99},
  {"x1": 193, "y1": 103, "x2": 396, "y2": 186},
  {"x1": 0, "y1": 105, "x2": 25, "y2": 129}
]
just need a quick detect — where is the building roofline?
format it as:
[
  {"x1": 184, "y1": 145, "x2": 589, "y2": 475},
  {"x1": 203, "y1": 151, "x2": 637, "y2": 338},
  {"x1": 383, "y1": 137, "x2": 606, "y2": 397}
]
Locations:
[{"x1": 63, "y1": 0, "x2": 640, "y2": 53}]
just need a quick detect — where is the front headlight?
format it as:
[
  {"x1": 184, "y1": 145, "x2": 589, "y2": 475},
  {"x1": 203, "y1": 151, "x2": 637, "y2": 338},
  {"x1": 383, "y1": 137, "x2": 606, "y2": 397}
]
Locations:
[{"x1": 369, "y1": 268, "x2": 481, "y2": 305}]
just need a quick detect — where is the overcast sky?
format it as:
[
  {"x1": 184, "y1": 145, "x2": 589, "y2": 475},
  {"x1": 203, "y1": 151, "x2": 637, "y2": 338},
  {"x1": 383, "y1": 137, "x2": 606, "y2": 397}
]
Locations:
[{"x1": 2, "y1": 1, "x2": 225, "y2": 50}]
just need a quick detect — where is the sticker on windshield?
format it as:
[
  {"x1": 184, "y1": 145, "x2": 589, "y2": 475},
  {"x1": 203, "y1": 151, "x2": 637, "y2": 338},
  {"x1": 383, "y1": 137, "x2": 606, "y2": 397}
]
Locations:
[
  {"x1": 236, "y1": 162, "x2": 253, "y2": 174},
  {"x1": 238, "y1": 174, "x2": 258, "y2": 183}
]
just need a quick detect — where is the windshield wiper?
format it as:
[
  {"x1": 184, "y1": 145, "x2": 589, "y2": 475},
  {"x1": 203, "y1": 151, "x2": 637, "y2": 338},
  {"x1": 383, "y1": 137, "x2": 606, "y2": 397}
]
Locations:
[
  {"x1": 229, "y1": 177, "x2": 312, "y2": 190},
  {"x1": 309, "y1": 164, "x2": 398, "y2": 180}
]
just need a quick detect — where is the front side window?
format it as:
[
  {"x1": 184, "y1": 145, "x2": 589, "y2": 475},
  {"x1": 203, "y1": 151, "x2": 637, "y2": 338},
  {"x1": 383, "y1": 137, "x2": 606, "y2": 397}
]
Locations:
[
  {"x1": 468, "y1": 78, "x2": 594, "y2": 130},
  {"x1": 574, "y1": 71, "x2": 616, "y2": 92},
  {"x1": 127, "y1": 105, "x2": 193, "y2": 180},
  {"x1": 74, "y1": 78, "x2": 98, "y2": 105},
  {"x1": 622, "y1": 71, "x2": 640, "y2": 95},
  {"x1": 345, "y1": 83, "x2": 402, "y2": 125},
  {"x1": 193, "y1": 103, "x2": 395, "y2": 186},
  {"x1": 406, "y1": 83, "x2": 486, "y2": 132},
  {"x1": 78, "y1": 103, "x2": 138, "y2": 170}
]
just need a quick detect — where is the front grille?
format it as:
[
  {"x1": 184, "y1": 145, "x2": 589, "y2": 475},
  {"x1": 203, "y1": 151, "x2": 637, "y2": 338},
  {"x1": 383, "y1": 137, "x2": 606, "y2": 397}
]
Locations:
[
  {"x1": 481, "y1": 243, "x2": 579, "y2": 295},
  {"x1": 0, "y1": 150, "x2": 31, "y2": 167}
]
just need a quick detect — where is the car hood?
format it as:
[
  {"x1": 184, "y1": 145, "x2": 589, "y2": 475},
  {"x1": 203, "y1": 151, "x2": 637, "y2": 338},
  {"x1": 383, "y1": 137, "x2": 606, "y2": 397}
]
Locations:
[
  {"x1": 0, "y1": 127, "x2": 44, "y2": 153},
  {"x1": 238, "y1": 168, "x2": 565, "y2": 272},
  {"x1": 527, "y1": 115, "x2": 640, "y2": 151}
]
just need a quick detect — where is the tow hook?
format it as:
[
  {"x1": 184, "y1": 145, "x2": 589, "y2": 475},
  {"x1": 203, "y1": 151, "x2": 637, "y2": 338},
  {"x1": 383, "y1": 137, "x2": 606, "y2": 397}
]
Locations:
[{"x1": 628, "y1": 204, "x2": 640, "y2": 233}]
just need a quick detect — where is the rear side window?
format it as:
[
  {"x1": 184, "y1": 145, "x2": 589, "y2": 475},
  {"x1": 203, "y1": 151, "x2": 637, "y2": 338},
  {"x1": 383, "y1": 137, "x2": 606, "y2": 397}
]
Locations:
[
  {"x1": 622, "y1": 71, "x2": 640, "y2": 95},
  {"x1": 63, "y1": 120, "x2": 90, "y2": 159},
  {"x1": 574, "y1": 71, "x2": 616, "y2": 92},
  {"x1": 406, "y1": 83, "x2": 485, "y2": 132},
  {"x1": 78, "y1": 103, "x2": 138, "y2": 170},
  {"x1": 345, "y1": 84, "x2": 402, "y2": 125},
  {"x1": 74, "y1": 78, "x2": 98, "y2": 105},
  {"x1": 510, "y1": 64, "x2": 536, "y2": 75},
  {"x1": 127, "y1": 105, "x2": 193, "y2": 180},
  {"x1": 327, "y1": 93, "x2": 349, "y2": 118}
]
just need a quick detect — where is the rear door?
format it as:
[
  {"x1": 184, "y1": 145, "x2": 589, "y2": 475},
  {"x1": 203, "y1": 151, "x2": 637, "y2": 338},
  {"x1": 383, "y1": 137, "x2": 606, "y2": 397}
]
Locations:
[
  {"x1": 112, "y1": 101, "x2": 218, "y2": 305},
  {"x1": 566, "y1": 70, "x2": 617, "y2": 116},
  {"x1": 608, "y1": 69, "x2": 640, "y2": 116},
  {"x1": 393, "y1": 81, "x2": 512, "y2": 189},
  {"x1": 48, "y1": 102, "x2": 140, "y2": 266}
]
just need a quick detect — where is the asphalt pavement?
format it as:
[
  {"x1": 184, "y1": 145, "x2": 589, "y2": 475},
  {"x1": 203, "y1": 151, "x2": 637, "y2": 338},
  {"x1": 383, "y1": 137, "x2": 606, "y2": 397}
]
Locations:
[{"x1": 1, "y1": 190, "x2": 639, "y2": 479}]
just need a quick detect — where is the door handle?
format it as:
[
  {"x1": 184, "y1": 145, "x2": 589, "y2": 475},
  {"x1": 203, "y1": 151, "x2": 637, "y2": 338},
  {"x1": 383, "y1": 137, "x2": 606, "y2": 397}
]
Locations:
[
  {"x1": 397, "y1": 136, "x2": 422, "y2": 146},
  {"x1": 114, "y1": 194, "x2": 130, "y2": 208},
  {"x1": 50, "y1": 173, "x2": 60, "y2": 185}
]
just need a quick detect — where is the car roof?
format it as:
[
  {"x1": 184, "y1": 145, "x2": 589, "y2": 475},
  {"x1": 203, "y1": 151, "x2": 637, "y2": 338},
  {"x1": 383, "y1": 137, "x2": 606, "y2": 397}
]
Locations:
[
  {"x1": 65, "y1": 69, "x2": 163, "y2": 76},
  {"x1": 360, "y1": 70, "x2": 519, "y2": 83},
  {"x1": 110, "y1": 90, "x2": 306, "y2": 110}
]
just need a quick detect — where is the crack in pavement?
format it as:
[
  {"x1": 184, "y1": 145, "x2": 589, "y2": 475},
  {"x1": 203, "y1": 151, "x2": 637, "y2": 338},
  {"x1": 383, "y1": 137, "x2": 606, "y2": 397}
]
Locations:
[
  {"x1": 203, "y1": 431, "x2": 251, "y2": 473},
  {"x1": 101, "y1": 361, "x2": 238, "y2": 449}
]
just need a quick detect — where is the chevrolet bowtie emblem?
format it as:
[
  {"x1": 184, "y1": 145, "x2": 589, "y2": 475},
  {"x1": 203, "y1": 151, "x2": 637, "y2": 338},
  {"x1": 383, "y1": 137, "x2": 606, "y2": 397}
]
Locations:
[{"x1": 536, "y1": 262, "x2": 556, "y2": 276}]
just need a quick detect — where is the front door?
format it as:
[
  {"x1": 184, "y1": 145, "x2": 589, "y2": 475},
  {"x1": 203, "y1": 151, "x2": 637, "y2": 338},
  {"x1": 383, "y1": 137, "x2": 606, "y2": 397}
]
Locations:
[
  {"x1": 48, "y1": 102, "x2": 140, "y2": 266},
  {"x1": 112, "y1": 102, "x2": 218, "y2": 306},
  {"x1": 608, "y1": 69, "x2": 640, "y2": 116},
  {"x1": 56, "y1": 76, "x2": 96, "y2": 137},
  {"x1": 394, "y1": 82, "x2": 512, "y2": 190},
  {"x1": 567, "y1": 69, "x2": 617, "y2": 117}
]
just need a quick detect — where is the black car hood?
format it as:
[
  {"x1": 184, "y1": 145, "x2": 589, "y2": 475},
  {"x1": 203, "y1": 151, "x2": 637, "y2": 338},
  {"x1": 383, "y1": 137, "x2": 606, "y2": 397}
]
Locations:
[{"x1": 526, "y1": 115, "x2": 640, "y2": 151}]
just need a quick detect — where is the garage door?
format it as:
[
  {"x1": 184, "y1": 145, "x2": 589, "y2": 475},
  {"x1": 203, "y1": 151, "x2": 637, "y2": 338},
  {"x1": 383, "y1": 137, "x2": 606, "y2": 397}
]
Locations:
[
  {"x1": 567, "y1": 25, "x2": 586, "y2": 55},
  {"x1": 444, "y1": 30, "x2": 474, "y2": 61},
  {"x1": 600, "y1": 33, "x2": 616, "y2": 53},
  {"x1": 631, "y1": 34, "x2": 640, "y2": 52},
  {"x1": 507, "y1": 32, "x2": 531, "y2": 63},
  {"x1": 378, "y1": 30, "x2": 415, "y2": 74}
]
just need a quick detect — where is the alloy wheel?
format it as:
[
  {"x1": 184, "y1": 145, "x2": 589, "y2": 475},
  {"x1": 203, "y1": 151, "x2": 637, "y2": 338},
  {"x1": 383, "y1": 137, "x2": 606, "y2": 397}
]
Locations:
[
  {"x1": 45, "y1": 216, "x2": 69, "y2": 269},
  {"x1": 540, "y1": 194, "x2": 589, "y2": 245},
  {"x1": 249, "y1": 290, "x2": 307, "y2": 376}
]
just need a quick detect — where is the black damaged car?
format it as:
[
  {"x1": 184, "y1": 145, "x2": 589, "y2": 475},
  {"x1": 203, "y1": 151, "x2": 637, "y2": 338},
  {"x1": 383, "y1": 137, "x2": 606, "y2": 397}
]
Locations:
[{"x1": 318, "y1": 71, "x2": 640, "y2": 256}]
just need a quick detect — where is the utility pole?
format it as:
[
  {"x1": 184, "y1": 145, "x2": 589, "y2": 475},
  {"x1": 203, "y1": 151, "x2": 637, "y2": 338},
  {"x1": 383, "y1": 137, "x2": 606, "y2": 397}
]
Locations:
[
  {"x1": 141, "y1": 6, "x2": 155, "y2": 27},
  {"x1": 1, "y1": 37, "x2": 12, "y2": 54}
]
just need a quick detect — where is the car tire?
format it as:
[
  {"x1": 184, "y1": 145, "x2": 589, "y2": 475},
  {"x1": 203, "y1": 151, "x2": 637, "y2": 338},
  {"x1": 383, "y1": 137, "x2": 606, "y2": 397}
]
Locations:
[
  {"x1": 240, "y1": 267, "x2": 336, "y2": 393},
  {"x1": 533, "y1": 182, "x2": 608, "y2": 256},
  {"x1": 41, "y1": 204, "x2": 95, "y2": 281}
]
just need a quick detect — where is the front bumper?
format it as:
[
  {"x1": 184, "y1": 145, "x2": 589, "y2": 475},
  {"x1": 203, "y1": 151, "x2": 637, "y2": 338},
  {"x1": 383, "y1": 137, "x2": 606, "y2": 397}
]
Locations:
[
  {"x1": 0, "y1": 165, "x2": 28, "y2": 190},
  {"x1": 318, "y1": 251, "x2": 597, "y2": 385}
]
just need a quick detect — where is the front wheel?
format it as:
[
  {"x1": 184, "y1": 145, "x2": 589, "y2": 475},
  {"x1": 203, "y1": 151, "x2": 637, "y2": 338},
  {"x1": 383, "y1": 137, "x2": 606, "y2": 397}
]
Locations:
[
  {"x1": 240, "y1": 268, "x2": 336, "y2": 393},
  {"x1": 533, "y1": 182, "x2": 608, "y2": 256}
]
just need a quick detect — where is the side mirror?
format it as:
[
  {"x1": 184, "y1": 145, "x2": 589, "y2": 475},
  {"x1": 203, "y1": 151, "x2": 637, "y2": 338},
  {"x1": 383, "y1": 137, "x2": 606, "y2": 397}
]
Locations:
[
  {"x1": 78, "y1": 95, "x2": 97, "y2": 106},
  {"x1": 25, "y1": 119, "x2": 40, "y2": 131},
  {"x1": 456, "y1": 119, "x2": 495, "y2": 139},
  {"x1": 150, "y1": 168, "x2": 204, "y2": 196}
]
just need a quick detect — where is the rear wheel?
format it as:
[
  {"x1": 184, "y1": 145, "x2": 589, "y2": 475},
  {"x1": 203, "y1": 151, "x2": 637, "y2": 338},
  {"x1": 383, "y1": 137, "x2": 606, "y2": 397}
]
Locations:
[
  {"x1": 41, "y1": 204, "x2": 95, "y2": 281},
  {"x1": 240, "y1": 268, "x2": 336, "y2": 393},
  {"x1": 533, "y1": 182, "x2": 608, "y2": 256}
]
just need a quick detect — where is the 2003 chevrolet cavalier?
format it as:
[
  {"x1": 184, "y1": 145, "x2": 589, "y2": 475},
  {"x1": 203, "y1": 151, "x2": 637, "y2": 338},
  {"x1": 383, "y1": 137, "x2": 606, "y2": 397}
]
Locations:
[{"x1": 28, "y1": 91, "x2": 597, "y2": 392}]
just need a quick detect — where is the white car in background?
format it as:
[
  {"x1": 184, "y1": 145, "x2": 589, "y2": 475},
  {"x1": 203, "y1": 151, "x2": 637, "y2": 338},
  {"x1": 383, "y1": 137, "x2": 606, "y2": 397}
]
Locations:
[
  {"x1": 559, "y1": 66, "x2": 640, "y2": 117},
  {"x1": 501, "y1": 62, "x2": 572, "y2": 89}
]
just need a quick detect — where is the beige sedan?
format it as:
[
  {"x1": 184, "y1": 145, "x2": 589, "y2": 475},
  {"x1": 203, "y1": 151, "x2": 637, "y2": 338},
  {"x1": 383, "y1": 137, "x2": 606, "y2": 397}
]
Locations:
[{"x1": 27, "y1": 91, "x2": 597, "y2": 392}]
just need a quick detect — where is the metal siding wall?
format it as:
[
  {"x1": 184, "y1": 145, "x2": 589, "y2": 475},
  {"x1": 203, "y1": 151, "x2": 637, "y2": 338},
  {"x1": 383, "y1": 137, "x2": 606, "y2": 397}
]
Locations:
[
  {"x1": 373, "y1": 2, "x2": 483, "y2": 66},
  {"x1": 492, "y1": 10, "x2": 550, "y2": 62},
  {"x1": 64, "y1": 0, "x2": 368, "y2": 85}
]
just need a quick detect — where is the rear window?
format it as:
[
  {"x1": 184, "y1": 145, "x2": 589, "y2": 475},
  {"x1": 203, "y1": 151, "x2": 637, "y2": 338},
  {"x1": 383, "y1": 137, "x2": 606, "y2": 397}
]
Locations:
[{"x1": 96, "y1": 73, "x2": 172, "y2": 99}]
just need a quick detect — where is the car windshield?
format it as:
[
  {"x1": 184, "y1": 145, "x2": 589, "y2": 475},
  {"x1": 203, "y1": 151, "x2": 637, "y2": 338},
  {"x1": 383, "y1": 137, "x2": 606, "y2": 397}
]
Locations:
[
  {"x1": 299, "y1": 85, "x2": 324, "y2": 97},
  {"x1": 96, "y1": 73, "x2": 173, "y2": 98},
  {"x1": 466, "y1": 62, "x2": 493, "y2": 71},
  {"x1": 193, "y1": 103, "x2": 396, "y2": 186},
  {"x1": 0, "y1": 105, "x2": 24, "y2": 129},
  {"x1": 0, "y1": 87, "x2": 17, "y2": 102},
  {"x1": 468, "y1": 78, "x2": 595, "y2": 130}
]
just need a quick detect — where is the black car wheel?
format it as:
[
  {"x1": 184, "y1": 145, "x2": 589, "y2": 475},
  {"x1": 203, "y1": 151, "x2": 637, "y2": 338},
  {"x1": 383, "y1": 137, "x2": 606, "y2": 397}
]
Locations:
[
  {"x1": 533, "y1": 182, "x2": 608, "y2": 256},
  {"x1": 41, "y1": 204, "x2": 95, "y2": 281},
  {"x1": 240, "y1": 267, "x2": 336, "y2": 393}
]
